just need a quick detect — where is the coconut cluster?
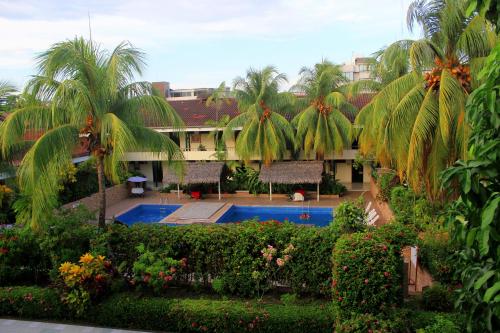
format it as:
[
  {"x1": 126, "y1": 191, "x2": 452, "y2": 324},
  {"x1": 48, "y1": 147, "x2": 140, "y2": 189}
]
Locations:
[{"x1": 424, "y1": 57, "x2": 471, "y2": 92}]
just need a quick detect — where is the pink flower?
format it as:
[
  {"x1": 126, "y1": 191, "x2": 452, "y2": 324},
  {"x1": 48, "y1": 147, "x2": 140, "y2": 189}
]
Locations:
[
  {"x1": 384, "y1": 271, "x2": 390, "y2": 278},
  {"x1": 342, "y1": 265, "x2": 349, "y2": 272},
  {"x1": 283, "y1": 254, "x2": 291, "y2": 262},
  {"x1": 276, "y1": 258, "x2": 285, "y2": 267},
  {"x1": 364, "y1": 279, "x2": 369, "y2": 285}
]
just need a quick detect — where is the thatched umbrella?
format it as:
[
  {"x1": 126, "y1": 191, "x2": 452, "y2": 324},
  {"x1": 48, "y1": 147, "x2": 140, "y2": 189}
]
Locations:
[
  {"x1": 164, "y1": 162, "x2": 225, "y2": 200},
  {"x1": 259, "y1": 161, "x2": 324, "y2": 201}
]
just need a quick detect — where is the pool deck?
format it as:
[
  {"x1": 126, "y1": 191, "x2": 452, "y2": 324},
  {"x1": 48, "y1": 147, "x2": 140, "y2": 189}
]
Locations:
[{"x1": 105, "y1": 190, "x2": 387, "y2": 225}]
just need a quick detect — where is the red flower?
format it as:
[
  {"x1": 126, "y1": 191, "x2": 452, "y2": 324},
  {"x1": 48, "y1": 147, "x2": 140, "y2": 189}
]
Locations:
[
  {"x1": 159, "y1": 271, "x2": 165, "y2": 278},
  {"x1": 191, "y1": 322, "x2": 198, "y2": 328},
  {"x1": 170, "y1": 267, "x2": 176, "y2": 273},
  {"x1": 338, "y1": 296, "x2": 343, "y2": 302},
  {"x1": 364, "y1": 279, "x2": 369, "y2": 285},
  {"x1": 201, "y1": 326, "x2": 208, "y2": 331},
  {"x1": 342, "y1": 265, "x2": 349, "y2": 272},
  {"x1": 384, "y1": 271, "x2": 390, "y2": 278},
  {"x1": 382, "y1": 245, "x2": 388, "y2": 251}
]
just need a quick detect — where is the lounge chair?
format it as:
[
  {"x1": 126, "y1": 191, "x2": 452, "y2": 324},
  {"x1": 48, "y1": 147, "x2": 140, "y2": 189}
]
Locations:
[
  {"x1": 292, "y1": 192, "x2": 305, "y2": 202},
  {"x1": 131, "y1": 187, "x2": 144, "y2": 197}
]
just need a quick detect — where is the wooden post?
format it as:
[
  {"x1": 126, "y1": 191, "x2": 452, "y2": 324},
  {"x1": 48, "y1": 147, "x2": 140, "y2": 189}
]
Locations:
[
  {"x1": 177, "y1": 183, "x2": 180, "y2": 199},
  {"x1": 269, "y1": 182, "x2": 272, "y2": 201},
  {"x1": 317, "y1": 182, "x2": 320, "y2": 202},
  {"x1": 218, "y1": 180, "x2": 221, "y2": 200}
]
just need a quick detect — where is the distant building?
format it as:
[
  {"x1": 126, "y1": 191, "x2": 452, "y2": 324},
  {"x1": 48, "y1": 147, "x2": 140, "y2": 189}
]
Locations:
[
  {"x1": 152, "y1": 82, "x2": 231, "y2": 101},
  {"x1": 341, "y1": 56, "x2": 374, "y2": 82}
]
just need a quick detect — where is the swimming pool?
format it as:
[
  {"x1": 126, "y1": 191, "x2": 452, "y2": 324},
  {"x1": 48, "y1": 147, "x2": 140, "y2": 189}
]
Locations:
[
  {"x1": 116, "y1": 204, "x2": 181, "y2": 225},
  {"x1": 216, "y1": 205, "x2": 334, "y2": 227}
]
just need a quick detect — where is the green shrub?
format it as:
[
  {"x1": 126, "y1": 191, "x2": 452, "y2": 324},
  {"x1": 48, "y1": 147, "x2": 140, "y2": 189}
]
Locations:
[
  {"x1": 417, "y1": 315, "x2": 460, "y2": 333},
  {"x1": 320, "y1": 174, "x2": 347, "y2": 195},
  {"x1": 0, "y1": 228, "x2": 49, "y2": 285},
  {"x1": 0, "y1": 286, "x2": 66, "y2": 319},
  {"x1": 332, "y1": 230, "x2": 405, "y2": 316},
  {"x1": 330, "y1": 198, "x2": 367, "y2": 234},
  {"x1": 422, "y1": 283, "x2": 454, "y2": 312},
  {"x1": 390, "y1": 186, "x2": 440, "y2": 231},
  {"x1": 335, "y1": 312, "x2": 408, "y2": 333},
  {"x1": 93, "y1": 222, "x2": 339, "y2": 297},
  {"x1": 409, "y1": 311, "x2": 465, "y2": 332},
  {"x1": 418, "y1": 233, "x2": 458, "y2": 284},
  {"x1": 87, "y1": 293, "x2": 335, "y2": 333},
  {"x1": 38, "y1": 206, "x2": 97, "y2": 279},
  {"x1": 376, "y1": 172, "x2": 398, "y2": 202}
]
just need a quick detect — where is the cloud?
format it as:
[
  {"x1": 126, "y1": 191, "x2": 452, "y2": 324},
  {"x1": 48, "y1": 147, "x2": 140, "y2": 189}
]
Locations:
[{"x1": 0, "y1": 0, "x2": 412, "y2": 86}]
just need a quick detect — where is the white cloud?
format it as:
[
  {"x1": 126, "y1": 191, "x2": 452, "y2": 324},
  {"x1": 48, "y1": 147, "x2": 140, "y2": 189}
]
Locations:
[{"x1": 0, "y1": 0, "x2": 412, "y2": 86}]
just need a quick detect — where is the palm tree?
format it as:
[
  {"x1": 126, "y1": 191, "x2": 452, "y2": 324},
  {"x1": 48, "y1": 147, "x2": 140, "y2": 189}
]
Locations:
[
  {"x1": 292, "y1": 60, "x2": 354, "y2": 160},
  {"x1": 355, "y1": 0, "x2": 496, "y2": 199},
  {"x1": 0, "y1": 81, "x2": 16, "y2": 114},
  {"x1": 223, "y1": 66, "x2": 295, "y2": 166},
  {"x1": 205, "y1": 82, "x2": 231, "y2": 160},
  {"x1": 0, "y1": 37, "x2": 183, "y2": 229}
]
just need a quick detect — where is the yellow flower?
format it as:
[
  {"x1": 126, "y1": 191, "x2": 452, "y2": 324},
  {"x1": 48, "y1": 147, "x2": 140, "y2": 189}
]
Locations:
[
  {"x1": 97, "y1": 255, "x2": 105, "y2": 262},
  {"x1": 79, "y1": 253, "x2": 94, "y2": 264},
  {"x1": 59, "y1": 262, "x2": 73, "y2": 274},
  {"x1": 69, "y1": 265, "x2": 82, "y2": 276}
]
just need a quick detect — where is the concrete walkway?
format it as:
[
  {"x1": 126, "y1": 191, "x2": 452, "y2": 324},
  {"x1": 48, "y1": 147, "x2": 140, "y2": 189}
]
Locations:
[{"x1": 0, "y1": 319, "x2": 155, "y2": 333}]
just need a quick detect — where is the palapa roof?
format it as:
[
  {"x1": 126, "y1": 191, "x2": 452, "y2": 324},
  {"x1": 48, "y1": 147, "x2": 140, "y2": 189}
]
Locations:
[
  {"x1": 164, "y1": 162, "x2": 224, "y2": 184},
  {"x1": 259, "y1": 161, "x2": 323, "y2": 184}
]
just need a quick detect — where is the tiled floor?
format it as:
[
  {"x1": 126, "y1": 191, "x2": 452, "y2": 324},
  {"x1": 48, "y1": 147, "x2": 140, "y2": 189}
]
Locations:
[{"x1": 0, "y1": 319, "x2": 156, "y2": 333}]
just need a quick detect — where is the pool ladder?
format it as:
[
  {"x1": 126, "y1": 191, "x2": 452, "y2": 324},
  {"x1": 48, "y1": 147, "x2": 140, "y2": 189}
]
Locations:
[{"x1": 301, "y1": 202, "x2": 311, "y2": 219}]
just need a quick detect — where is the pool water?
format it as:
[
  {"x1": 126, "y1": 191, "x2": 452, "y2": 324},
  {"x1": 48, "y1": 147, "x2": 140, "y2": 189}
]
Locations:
[
  {"x1": 116, "y1": 204, "x2": 181, "y2": 225},
  {"x1": 216, "y1": 205, "x2": 334, "y2": 227}
]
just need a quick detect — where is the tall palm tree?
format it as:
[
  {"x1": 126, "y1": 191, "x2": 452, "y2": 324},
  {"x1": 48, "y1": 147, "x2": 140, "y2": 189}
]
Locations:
[
  {"x1": 223, "y1": 66, "x2": 294, "y2": 166},
  {"x1": 292, "y1": 60, "x2": 354, "y2": 160},
  {"x1": 206, "y1": 82, "x2": 231, "y2": 160},
  {"x1": 0, "y1": 37, "x2": 183, "y2": 229},
  {"x1": 355, "y1": 0, "x2": 496, "y2": 199}
]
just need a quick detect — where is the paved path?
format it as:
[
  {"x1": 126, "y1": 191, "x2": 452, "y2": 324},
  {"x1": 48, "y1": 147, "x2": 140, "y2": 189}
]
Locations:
[{"x1": 0, "y1": 319, "x2": 155, "y2": 333}]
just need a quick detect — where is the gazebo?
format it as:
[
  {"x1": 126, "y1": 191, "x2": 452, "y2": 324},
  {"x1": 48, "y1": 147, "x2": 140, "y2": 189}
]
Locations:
[
  {"x1": 259, "y1": 161, "x2": 324, "y2": 201},
  {"x1": 163, "y1": 162, "x2": 225, "y2": 200}
]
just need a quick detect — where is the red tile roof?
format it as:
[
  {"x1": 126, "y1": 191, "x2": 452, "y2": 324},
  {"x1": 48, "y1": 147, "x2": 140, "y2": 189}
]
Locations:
[{"x1": 145, "y1": 98, "x2": 240, "y2": 128}]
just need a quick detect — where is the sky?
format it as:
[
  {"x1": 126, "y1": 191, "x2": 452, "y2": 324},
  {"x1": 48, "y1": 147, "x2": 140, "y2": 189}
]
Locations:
[{"x1": 1, "y1": 0, "x2": 417, "y2": 90}]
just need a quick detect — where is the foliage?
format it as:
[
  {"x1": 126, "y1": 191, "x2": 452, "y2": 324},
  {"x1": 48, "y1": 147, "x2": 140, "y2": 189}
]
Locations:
[
  {"x1": 354, "y1": 1, "x2": 496, "y2": 199},
  {"x1": 416, "y1": 315, "x2": 460, "y2": 333},
  {"x1": 332, "y1": 230, "x2": 407, "y2": 316},
  {"x1": 376, "y1": 171, "x2": 398, "y2": 202},
  {"x1": 418, "y1": 232, "x2": 458, "y2": 284},
  {"x1": 466, "y1": 0, "x2": 500, "y2": 30},
  {"x1": 335, "y1": 312, "x2": 408, "y2": 333},
  {"x1": 232, "y1": 165, "x2": 267, "y2": 194},
  {"x1": 223, "y1": 66, "x2": 295, "y2": 165},
  {"x1": 320, "y1": 173, "x2": 347, "y2": 195},
  {"x1": 132, "y1": 243, "x2": 181, "y2": 294},
  {"x1": 0, "y1": 228, "x2": 49, "y2": 285},
  {"x1": 280, "y1": 293, "x2": 298, "y2": 305},
  {"x1": 0, "y1": 37, "x2": 183, "y2": 229},
  {"x1": 88, "y1": 293, "x2": 335, "y2": 333},
  {"x1": 0, "y1": 184, "x2": 14, "y2": 223},
  {"x1": 390, "y1": 186, "x2": 439, "y2": 230},
  {"x1": 441, "y1": 43, "x2": 500, "y2": 331},
  {"x1": 291, "y1": 60, "x2": 354, "y2": 159},
  {"x1": 0, "y1": 286, "x2": 66, "y2": 319},
  {"x1": 422, "y1": 283, "x2": 454, "y2": 312},
  {"x1": 58, "y1": 159, "x2": 104, "y2": 204},
  {"x1": 38, "y1": 206, "x2": 97, "y2": 279},
  {"x1": 329, "y1": 198, "x2": 367, "y2": 234},
  {"x1": 58, "y1": 253, "x2": 114, "y2": 316},
  {"x1": 92, "y1": 222, "x2": 339, "y2": 297}
]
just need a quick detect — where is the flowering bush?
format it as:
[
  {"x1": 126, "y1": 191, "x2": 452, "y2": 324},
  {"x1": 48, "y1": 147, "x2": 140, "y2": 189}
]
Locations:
[
  {"x1": 58, "y1": 253, "x2": 113, "y2": 316},
  {"x1": 252, "y1": 243, "x2": 295, "y2": 298},
  {"x1": 132, "y1": 243, "x2": 181, "y2": 294},
  {"x1": 332, "y1": 231, "x2": 404, "y2": 316}
]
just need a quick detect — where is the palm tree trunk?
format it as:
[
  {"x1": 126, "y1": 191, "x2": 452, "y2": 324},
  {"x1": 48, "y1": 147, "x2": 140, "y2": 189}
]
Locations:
[{"x1": 96, "y1": 155, "x2": 107, "y2": 228}]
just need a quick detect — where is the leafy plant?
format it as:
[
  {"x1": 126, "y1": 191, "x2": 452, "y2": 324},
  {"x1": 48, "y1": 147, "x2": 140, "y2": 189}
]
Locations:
[
  {"x1": 132, "y1": 243, "x2": 181, "y2": 294},
  {"x1": 441, "y1": 43, "x2": 500, "y2": 332},
  {"x1": 329, "y1": 198, "x2": 367, "y2": 234},
  {"x1": 58, "y1": 253, "x2": 114, "y2": 316},
  {"x1": 376, "y1": 171, "x2": 397, "y2": 202},
  {"x1": 422, "y1": 283, "x2": 454, "y2": 312}
]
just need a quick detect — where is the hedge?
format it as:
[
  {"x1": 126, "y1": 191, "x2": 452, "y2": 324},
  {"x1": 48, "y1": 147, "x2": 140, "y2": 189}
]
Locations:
[
  {"x1": 91, "y1": 221, "x2": 339, "y2": 296},
  {"x1": 332, "y1": 231, "x2": 405, "y2": 316},
  {"x1": 0, "y1": 287, "x2": 335, "y2": 333}
]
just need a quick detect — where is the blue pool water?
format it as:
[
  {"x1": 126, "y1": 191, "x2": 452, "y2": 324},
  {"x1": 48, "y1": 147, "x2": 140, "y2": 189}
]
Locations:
[
  {"x1": 116, "y1": 204, "x2": 181, "y2": 225},
  {"x1": 216, "y1": 205, "x2": 334, "y2": 227}
]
